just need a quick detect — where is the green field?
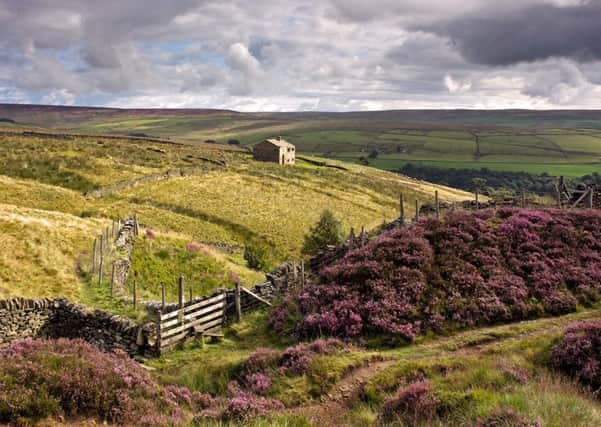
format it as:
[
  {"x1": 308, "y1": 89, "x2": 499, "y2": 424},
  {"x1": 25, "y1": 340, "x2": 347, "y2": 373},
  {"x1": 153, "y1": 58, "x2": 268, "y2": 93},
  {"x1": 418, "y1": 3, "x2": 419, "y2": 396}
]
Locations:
[{"x1": 3, "y1": 105, "x2": 601, "y2": 177}]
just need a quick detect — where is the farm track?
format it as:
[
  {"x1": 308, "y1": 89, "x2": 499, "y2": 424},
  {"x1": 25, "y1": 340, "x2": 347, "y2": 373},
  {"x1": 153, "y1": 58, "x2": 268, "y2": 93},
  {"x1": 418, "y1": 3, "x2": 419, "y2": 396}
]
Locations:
[{"x1": 284, "y1": 308, "x2": 601, "y2": 426}]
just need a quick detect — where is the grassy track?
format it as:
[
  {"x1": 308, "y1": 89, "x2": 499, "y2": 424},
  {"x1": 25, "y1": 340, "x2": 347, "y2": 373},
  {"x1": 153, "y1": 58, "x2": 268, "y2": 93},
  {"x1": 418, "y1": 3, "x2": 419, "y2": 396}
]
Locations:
[{"x1": 147, "y1": 306, "x2": 601, "y2": 426}]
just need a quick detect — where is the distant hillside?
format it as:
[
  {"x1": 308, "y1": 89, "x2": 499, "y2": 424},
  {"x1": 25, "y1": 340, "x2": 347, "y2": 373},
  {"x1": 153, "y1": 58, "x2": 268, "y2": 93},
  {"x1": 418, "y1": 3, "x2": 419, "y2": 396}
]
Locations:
[{"x1": 2, "y1": 104, "x2": 601, "y2": 177}]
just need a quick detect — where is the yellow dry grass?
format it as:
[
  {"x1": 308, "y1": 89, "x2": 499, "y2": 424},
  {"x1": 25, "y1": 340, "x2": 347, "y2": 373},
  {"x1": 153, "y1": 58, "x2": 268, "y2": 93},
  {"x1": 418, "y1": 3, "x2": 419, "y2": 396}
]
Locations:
[{"x1": 0, "y1": 203, "x2": 106, "y2": 300}]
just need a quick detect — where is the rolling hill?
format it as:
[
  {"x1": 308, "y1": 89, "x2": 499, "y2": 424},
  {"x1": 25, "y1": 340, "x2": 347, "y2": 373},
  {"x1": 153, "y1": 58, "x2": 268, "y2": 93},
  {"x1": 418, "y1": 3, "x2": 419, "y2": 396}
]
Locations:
[
  {"x1": 0, "y1": 126, "x2": 470, "y2": 305},
  {"x1": 2, "y1": 104, "x2": 601, "y2": 177}
]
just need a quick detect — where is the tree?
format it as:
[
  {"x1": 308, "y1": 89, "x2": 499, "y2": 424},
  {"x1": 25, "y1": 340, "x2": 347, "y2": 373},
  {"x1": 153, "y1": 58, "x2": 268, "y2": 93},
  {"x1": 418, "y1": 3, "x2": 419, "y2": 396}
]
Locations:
[
  {"x1": 471, "y1": 177, "x2": 487, "y2": 193},
  {"x1": 302, "y1": 210, "x2": 344, "y2": 255},
  {"x1": 244, "y1": 241, "x2": 275, "y2": 272}
]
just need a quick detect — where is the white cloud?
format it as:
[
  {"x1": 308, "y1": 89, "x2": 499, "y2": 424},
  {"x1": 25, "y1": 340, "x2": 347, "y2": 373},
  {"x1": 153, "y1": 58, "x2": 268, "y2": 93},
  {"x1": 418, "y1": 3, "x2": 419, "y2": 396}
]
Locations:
[{"x1": 444, "y1": 75, "x2": 472, "y2": 94}]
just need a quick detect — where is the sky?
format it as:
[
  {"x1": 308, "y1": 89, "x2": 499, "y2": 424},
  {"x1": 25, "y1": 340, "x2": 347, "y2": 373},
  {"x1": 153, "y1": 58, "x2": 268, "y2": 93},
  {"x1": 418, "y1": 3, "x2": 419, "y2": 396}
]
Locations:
[{"x1": 1, "y1": 0, "x2": 601, "y2": 111}]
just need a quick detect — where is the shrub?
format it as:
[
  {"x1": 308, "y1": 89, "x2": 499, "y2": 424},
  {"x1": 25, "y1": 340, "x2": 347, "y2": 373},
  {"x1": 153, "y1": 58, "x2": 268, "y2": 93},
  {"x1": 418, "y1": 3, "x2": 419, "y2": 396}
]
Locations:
[
  {"x1": 551, "y1": 320, "x2": 601, "y2": 393},
  {"x1": 275, "y1": 209, "x2": 601, "y2": 341},
  {"x1": 0, "y1": 338, "x2": 200, "y2": 425},
  {"x1": 241, "y1": 339, "x2": 345, "y2": 379},
  {"x1": 378, "y1": 380, "x2": 440, "y2": 425},
  {"x1": 475, "y1": 407, "x2": 541, "y2": 427},
  {"x1": 224, "y1": 390, "x2": 283, "y2": 420},
  {"x1": 244, "y1": 240, "x2": 275, "y2": 271},
  {"x1": 245, "y1": 373, "x2": 272, "y2": 395},
  {"x1": 301, "y1": 209, "x2": 344, "y2": 256}
]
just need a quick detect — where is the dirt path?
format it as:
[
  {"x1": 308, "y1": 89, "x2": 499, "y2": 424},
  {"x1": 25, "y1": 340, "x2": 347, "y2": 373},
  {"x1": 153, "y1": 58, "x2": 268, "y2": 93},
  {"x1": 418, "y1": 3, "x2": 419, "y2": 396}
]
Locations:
[
  {"x1": 279, "y1": 309, "x2": 601, "y2": 426},
  {"x1": 284, "y1": 359, "x2": 396, "y2": 426}
]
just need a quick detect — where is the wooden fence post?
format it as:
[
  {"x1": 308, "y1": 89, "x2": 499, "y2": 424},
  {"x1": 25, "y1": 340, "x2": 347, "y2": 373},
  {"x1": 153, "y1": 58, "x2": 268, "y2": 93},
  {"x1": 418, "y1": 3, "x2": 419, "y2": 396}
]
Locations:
[
  {"x1": 156, "y1": 310, "x2": 162, "y2": 356},
  {"x1": 399, "y1": 193, "x2": 405, "y2": 225},
  {"x1": 521, "y1": 191, "x2": 525, "y2": 208},
  {"x1": 161, "y1": 283, "x2": 166, "y2": 309},
  {"x1": 110, "y1": 263, "x2": 116, "y2": 297},
  {"x1": 98, "y1": 255, "x2": 103, "y2": 286},
  {"x1": 235, "y1": 280, "x2": 242, "y2": 322},
  {"x1": 99, "y1": 234, "x2": 104, "y2": 257},
  {"x1": 435, "y1": 190, "x2": 440, "y2": 219},
  {"x1": 91, "y1": 238, "x2": 97, "y2": 273},
  {"x1": 134, "y1": 215, "x2": 140, "y2": 236},
  {"x1": 178, "y1": 276, "x2": 184, "y2": 309},
  {"x1": 292, "y1": 261, "x2": 298, "y2": 284},
  {"x1": 189, "y1": 286, "x2": 193, "y2": 303},
  {"x1": 301, "y1": 260, "x2": 305, "y2": 288},
  {"x1": 475, "y1": 189, "x2": 479, "y2": 210},
  {"x1": 133, "y1": 280, "x2": 137, "y2": 309},
  {"x1": 589, "y1": 188, "x2": 594, "y2": 209},
  {"x1": 415, "y1": 200, "x2": 419, "y2": 222},
  {"x1": 111, "y1": 220, "x2": 115, "y2": 239}
]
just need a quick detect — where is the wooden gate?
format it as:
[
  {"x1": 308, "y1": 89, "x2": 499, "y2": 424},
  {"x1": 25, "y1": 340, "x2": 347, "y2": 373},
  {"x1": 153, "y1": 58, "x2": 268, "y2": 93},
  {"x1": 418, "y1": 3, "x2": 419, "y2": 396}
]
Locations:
[{"x1": 157, "y1": 292, "x2": 226, "y2": 352}]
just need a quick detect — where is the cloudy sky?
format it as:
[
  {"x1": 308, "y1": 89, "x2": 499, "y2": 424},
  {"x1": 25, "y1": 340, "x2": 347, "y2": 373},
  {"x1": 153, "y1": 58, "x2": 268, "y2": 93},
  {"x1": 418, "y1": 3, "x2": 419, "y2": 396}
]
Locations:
[{"x1": 1, "y1": 0, "x2": 601, "y2": 111}]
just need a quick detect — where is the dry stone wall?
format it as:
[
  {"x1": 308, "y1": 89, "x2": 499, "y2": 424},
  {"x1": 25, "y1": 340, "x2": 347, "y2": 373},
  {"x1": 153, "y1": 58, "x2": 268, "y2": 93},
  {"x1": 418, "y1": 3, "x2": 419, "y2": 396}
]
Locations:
[
  {"x1": 0, "y1": 298, "x2": 155, "y2": 357},
  {"x1": 111, "y1": 217, "x2": 137, "y2": 294}
]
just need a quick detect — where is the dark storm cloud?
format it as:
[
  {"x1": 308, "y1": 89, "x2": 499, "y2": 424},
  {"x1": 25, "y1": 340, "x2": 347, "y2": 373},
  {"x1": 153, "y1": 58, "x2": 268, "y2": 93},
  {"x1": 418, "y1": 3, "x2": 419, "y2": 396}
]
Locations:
[{"x1": 430, "y1": 1, "x2": 601, "y2": 66}]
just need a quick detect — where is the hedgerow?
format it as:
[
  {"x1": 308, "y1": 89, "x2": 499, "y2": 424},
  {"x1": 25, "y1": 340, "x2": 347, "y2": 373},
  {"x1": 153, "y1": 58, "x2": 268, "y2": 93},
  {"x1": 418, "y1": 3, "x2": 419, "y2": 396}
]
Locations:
[{"x1": 273, "y1": 209, "x2": 601, "y2": 341}]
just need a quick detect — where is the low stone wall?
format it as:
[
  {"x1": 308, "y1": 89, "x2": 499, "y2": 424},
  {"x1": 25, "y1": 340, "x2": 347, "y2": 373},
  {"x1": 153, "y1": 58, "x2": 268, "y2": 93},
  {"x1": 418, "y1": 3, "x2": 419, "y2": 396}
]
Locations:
[
  {"x1": 0, "y1": 298, "x2": 56, "y2": 343},
  {"x1": 0, "y1": 298, "x2": 155, "y2": 357},
  {"x1": 84, "y1": 164, "x2": 225, "y2": 199},
  {"x1": 111, "y1": 217, "x2": 137, "y2": 294}
]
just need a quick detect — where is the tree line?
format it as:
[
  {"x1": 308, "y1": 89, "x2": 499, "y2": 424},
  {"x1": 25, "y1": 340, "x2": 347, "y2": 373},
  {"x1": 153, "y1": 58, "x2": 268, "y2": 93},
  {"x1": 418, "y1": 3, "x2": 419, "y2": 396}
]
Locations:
[{"x1": 397, "y1": 163, "x2": 601, "y2": 197}]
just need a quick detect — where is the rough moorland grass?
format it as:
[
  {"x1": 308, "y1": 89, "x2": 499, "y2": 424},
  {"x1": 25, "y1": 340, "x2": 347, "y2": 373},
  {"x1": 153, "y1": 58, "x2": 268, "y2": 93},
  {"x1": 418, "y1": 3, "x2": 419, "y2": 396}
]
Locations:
[
  {"x1": 354, "y1": 309, "x2": 601, "y2": 427},
  {"x1": 0, "y1": 130, "x2": 471, "y2": 300},
  {"x1": 120, "y1": 161, "x2": 468, "y2": 261},
  {"x1": 127, "y1": 231, "x2": 264, "y2": 303},
  {"x1": 0, "y1": 203, "x2": 105, "y2": 300},
  {"x1": 148, "y1": 307, "x2": 601, "y2": 426},
  {"x1": 0, "y1": 131, "x2": 470, "y2": 261}
]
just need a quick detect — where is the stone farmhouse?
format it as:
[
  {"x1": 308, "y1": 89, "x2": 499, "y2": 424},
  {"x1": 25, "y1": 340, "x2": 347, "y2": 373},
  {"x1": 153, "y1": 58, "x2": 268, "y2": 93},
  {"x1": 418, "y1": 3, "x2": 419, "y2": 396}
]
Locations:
[{"x1": 253, "y1": 137, "x2": 295, "y2": 165}]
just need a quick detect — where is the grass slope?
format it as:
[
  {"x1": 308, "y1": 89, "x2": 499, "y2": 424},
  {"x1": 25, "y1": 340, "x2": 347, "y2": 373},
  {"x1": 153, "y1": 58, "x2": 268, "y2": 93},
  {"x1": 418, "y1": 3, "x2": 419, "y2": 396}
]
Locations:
[
  {"x1": 0, "y1": 203, "x2": 105, "y2": 300},
  {"x1": 0, "y1": 129, "x2": 469, "y2": 305}
]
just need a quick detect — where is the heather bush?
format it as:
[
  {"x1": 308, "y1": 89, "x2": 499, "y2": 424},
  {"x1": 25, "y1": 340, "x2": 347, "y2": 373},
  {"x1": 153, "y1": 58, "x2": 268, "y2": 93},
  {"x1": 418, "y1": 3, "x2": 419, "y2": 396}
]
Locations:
[
  {"x1": 551, "y1": 320, "x2": 601, "y2": 393},
  {"x1": 277, "y1": 209, "x2": 601, "y2": 341},
  {"x1": 378, "y1": 380, "x2": 440, "y2": 425},
  {"x1": 224, "y1": 390, "x2": 284, "y2": 420},
  {"x1": 0, "y1": 338, "x2": 202, "y2": 425},
  {"x1": 475, "y1": 407, "x2": 541, "y2": 427},
  {"x1": 245, "y1": 372, "x2": 273, "y2": 395},
  {"x1": 241, "y1": 339, "x2": 345, "y2": 380}
]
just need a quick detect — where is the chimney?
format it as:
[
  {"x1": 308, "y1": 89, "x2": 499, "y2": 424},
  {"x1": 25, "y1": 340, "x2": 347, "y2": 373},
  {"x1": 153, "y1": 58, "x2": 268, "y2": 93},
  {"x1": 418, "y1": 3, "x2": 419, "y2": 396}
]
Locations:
[{"x1": 277, "y1": 135, "x2": 281, "y2": 140}]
